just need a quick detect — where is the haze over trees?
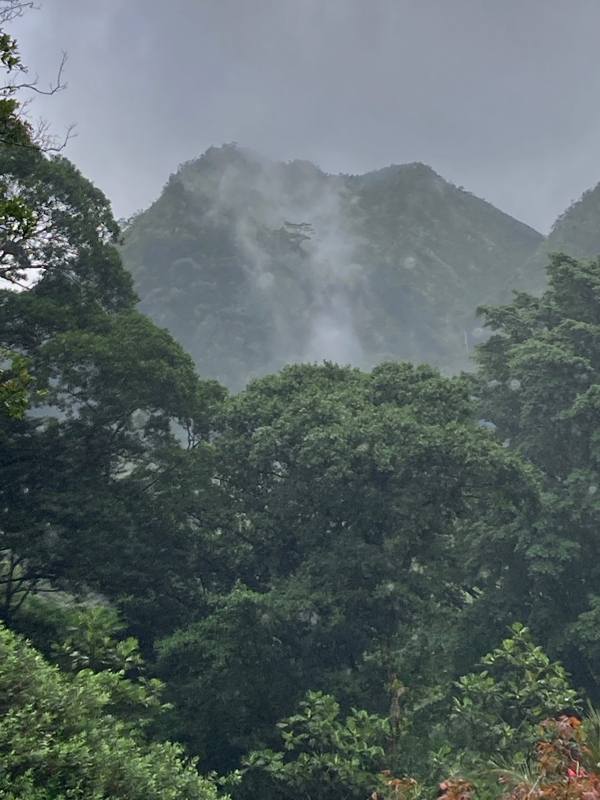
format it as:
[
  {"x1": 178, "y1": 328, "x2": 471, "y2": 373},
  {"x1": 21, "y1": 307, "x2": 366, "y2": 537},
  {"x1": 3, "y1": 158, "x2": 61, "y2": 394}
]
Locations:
[{"x1": 4, "y1": 5, "x2": 600, "y2": 800}]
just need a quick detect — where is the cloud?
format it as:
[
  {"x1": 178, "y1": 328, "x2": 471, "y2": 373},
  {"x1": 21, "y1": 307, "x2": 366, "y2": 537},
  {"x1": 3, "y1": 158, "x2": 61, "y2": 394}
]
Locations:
[
  {"x1": 207, "y1": 149, "x2": 365, "y2": 369},
  {"x1": 9, "y1": 0, "x2": 600, "y2": 232}
]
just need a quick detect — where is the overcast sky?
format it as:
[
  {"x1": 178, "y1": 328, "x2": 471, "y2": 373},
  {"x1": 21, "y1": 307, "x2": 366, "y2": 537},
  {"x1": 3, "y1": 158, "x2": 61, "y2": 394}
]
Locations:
[{"x1": 10, "y1": 0, "x2": 600, "y2": 233}]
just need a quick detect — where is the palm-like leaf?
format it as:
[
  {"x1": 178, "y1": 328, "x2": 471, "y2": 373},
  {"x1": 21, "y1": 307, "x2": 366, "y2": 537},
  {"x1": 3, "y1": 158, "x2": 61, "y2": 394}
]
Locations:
[
  {"x1": 487, "y1": 755, "x2": 543, "y2": 796},
  {"x1": 583, "y1": 704, "x2": 600, "y2": 770}
]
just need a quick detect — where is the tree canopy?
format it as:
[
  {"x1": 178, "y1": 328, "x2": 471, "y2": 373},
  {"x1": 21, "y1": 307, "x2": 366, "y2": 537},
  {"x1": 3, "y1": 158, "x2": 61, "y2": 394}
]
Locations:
[{"x1": 475, "y1": 253, "x2": 600, "y2": 691}]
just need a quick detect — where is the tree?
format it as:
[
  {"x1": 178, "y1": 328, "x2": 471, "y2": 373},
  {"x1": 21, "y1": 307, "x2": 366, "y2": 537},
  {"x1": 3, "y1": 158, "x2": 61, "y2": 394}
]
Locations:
[
  {"x1": 449, "y1": 623, "x2": 580, "y2": 772},
  {"x1": 0, "y1": 309, "x2": 226, "y2": 621},
  {"x1": 0, "y1": 621, "x2": 224, "y2": 800},
  {"x1": 0, "y1": 67, "x2": 227, "y2": 625},
  {"x1": 244, "y1": 691, "x2": 391, "y2": 800},
  {"x1": 241, "y1": 629, "x2": 585, "y2": 800},
  {"x1": 474, "y1": 254, "x2": 600, "y2": 693},
  {"x1": 0, "y1": 148, "x2": 136, "y2": 301},
  {"x1": 156, "y1": 360, "x2": 536, "y2": 772},
  {"x1": 0, "y1": 4, "x2": 38, "y2": 149},
  {"x1": 0, "y1": 1, "x2": 78, "y2": 291}
]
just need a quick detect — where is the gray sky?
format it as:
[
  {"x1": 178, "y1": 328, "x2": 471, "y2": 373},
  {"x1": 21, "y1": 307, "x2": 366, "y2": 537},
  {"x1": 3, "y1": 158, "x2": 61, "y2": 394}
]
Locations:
[{"x1": 10, "y1": 0, "x2": 600, "y2": 233}]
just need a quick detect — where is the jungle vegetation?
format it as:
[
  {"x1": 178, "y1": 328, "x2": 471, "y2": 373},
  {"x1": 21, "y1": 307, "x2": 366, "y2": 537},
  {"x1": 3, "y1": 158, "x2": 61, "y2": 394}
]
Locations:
[{"x1": 3, "y1": 7, "x2": 600, "y2": 800}]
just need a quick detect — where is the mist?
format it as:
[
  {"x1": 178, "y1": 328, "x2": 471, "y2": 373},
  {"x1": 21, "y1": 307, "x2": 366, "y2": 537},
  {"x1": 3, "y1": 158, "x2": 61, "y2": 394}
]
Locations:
[
  {"x1": 215, "y1": 155, "x2": 365, "y2": 366},
  {"x1": 180, "y1": 148, "x2": 366, "y2": 374}
]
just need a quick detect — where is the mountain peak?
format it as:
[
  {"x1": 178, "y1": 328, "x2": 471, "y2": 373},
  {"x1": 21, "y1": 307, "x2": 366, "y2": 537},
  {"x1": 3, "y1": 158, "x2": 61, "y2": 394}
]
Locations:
[{"x1": 122, "y1": 145, "x2": 544, "y2": 390}]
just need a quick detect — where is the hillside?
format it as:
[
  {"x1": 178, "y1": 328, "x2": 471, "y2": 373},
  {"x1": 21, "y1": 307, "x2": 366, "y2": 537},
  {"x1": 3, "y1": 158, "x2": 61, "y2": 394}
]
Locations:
[
  {"x1": 514, "y1": 181, "x2": 600, "y2": 294},
  {"x1": 121, "y1": 144, "x2": 544, "y2": 390}
]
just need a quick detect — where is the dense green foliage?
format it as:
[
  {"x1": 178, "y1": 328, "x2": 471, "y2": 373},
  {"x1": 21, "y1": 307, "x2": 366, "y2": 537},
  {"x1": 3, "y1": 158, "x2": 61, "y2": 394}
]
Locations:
[
  {"x1": 0, "y1": 621, "x2": 223, "y2": 800},
  {"x1": 449, "y1": 623, "x2": 580, "y2": 770},
  {"x1": 244, "y1": 691, "x2": 391, "y2": 800},
  {"x1": 0, "y1": 348, "x2": 30, "y2": 417},
  {"x1": 243, "y1": 625, "x2": 585, "y2": 798},
  {"x1": 153, "y1": 360, "x2": 534, "y2": 773},
  {"x1": 475, "y1": 254, "x2": 600, "y2": 691},
  {"x1": 6, "y1": 9, "x2": 600, "y2": 800}
]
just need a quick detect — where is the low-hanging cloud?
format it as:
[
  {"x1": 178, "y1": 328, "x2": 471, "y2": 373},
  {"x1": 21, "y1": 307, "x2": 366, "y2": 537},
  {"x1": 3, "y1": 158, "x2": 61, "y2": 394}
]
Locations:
[
  {"x1": 9, "y1": 0, "x2": 600, "y2": 233},
  {"x1": 207, "y1": 150, "x2": 365, "y2": 368}
]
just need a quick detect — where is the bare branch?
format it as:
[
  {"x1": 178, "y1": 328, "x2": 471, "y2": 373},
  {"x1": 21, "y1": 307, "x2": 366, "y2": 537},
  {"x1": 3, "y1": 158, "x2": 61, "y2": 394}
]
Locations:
[
  {"x1": 38, "y1": 49, "x2": 68, "y2": 96},
  {"x1": 0, "y1": 121, "x2": 76, "y2": 153},
  {"x1": 6, "y1": 51, "x2": 68, "y2": 96},
  {"x1": 31, "y1": 118, "x2": 77, "y2": 152},
  {"x1": 0, "y1": 58, "x2": 75, "y2": 153},
  {"x1": 0, "y1": 274, "x2": 31, "y2": 289},
  {"x1": 0, "y1": 1, "x2": 38, "y2": 26},
  {"x1": 0, "y1": 7, "x2": 73, "y2": 156}
]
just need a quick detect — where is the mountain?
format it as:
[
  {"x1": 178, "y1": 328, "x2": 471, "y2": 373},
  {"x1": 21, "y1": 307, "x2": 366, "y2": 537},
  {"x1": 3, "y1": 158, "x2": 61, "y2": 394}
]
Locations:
[
  {"x1": 515, "y1": 181, "x2": 600, "y2": 294},
  {"x1": 121, "y1": 144, "x2": 544, "y2": 390}
]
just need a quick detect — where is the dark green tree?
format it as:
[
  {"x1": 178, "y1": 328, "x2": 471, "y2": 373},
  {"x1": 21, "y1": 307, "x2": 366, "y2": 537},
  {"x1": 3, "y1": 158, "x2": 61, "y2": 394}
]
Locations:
[
  {"x1": 0, "y1": 306, "x2": 226, "y2": 623},
  {"x1": 244, "y1": 691, "x2": 391, "y2": 800},
  {"x1": 449, "y1": 623, "x2": 580, "y2": 772},
  {"x1": 474, "y1": 253, "x2": 600, "y2": 693},
  {"x1": 156, "y1": 360, "x2": 536, "y2": 772},
  {"x1": 0, "y1": 621, "x2": 225, "y2": 800},
  {"x1": 0, "y1": 81, "x2": 227, "y2": 628}
]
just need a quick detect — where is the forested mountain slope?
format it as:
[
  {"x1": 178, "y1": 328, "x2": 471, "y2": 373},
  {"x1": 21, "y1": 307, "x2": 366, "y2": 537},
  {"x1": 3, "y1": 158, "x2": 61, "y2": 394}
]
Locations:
[
  {"x1": 121, "y1": 144, "x2": 543, "y2": 389},
  {"x1": 515, "y1": 180, "x2": 600, "y2": 294}
]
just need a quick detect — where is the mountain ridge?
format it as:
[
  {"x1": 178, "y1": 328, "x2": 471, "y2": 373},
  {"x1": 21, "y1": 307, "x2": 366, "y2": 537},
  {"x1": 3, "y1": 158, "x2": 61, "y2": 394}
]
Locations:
[
  {"x1": 121, "y1": 144, "x2": 545, "y2": 389},
  {"x1": 514, "y1": 180, "x2": 600, "y2": 295}
]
